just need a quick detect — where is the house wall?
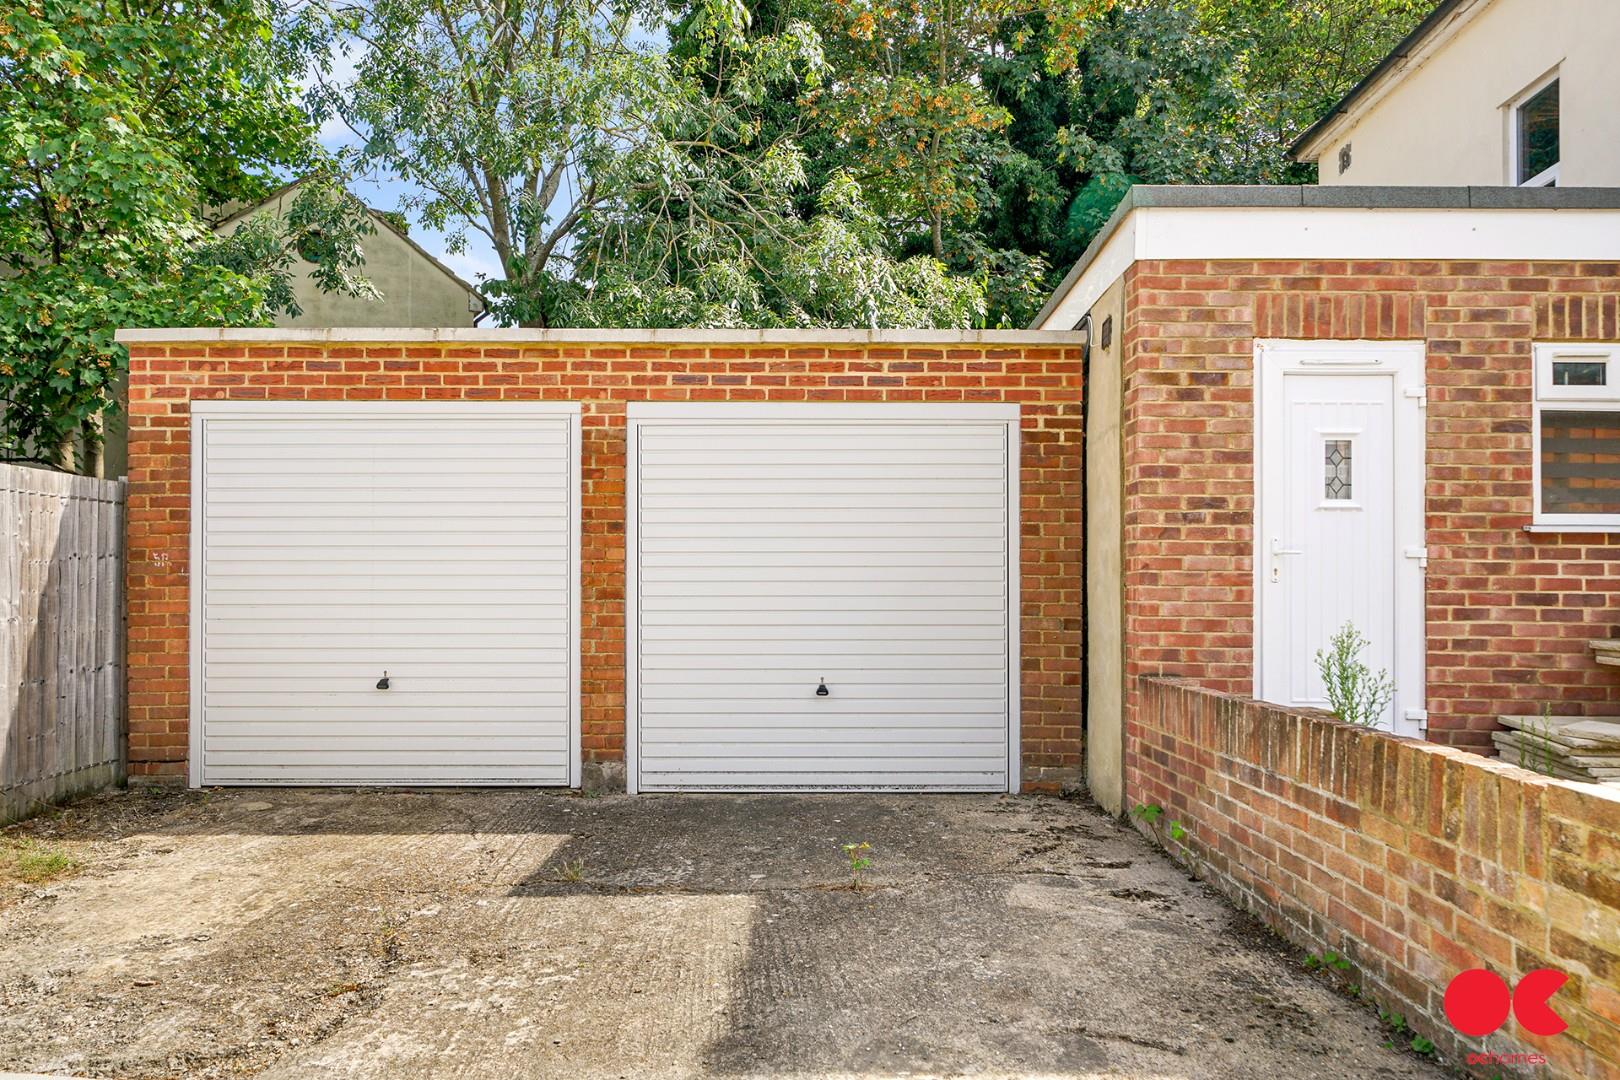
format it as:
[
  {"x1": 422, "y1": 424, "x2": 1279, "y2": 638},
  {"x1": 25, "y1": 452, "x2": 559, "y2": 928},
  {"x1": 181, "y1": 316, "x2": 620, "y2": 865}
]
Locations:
[
  {"x1": 272, "y1": 220, "x2": 482, "y2": 328},
  {"x1": 1132, "y1": 677, "x2": 1620, "y2": 1080},
  {"x1": 1117, "y1": 259, "x2": 1620, "y2": 755},
  {"x1": 120, "y1": 333, "x2": 1084, "y2": 787},
  {"x1": 1311, "y1": 0, "x2": 1620, "y2": 186},
  {"x1": 216, "y1": 198, "x2": 482, "y2": 328}
]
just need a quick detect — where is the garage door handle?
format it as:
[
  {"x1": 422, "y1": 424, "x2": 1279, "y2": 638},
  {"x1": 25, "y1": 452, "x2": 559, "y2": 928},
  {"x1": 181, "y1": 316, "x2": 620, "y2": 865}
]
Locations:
[
  {"x1": 376, "y1": 672, "x2": 390, "y2": 690},
  {"x1": 816, "y1": 678, "x2": 829, "y2": 697}
]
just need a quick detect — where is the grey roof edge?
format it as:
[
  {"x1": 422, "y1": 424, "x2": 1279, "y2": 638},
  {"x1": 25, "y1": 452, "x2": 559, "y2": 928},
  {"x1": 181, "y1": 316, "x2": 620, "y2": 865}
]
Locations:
[
  {"x1": 1028, "y1": 184, "x2": 1620, "y2": 328},
  {"x1": 1287, "y1": 0, "x2": 1471, "y2": 160}
]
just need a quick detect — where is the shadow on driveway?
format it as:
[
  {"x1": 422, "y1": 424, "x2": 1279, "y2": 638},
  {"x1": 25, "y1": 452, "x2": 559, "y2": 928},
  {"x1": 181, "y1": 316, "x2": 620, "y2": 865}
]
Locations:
[{"x1": 0, "y1": 789, "x2": 1449, "y2": 1078}]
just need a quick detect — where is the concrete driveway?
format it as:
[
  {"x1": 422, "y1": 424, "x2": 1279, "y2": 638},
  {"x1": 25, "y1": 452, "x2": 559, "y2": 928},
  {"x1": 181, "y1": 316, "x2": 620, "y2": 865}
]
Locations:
[{"x1": 0, "y1": 789, "x2": 1448, "y2": 1079}]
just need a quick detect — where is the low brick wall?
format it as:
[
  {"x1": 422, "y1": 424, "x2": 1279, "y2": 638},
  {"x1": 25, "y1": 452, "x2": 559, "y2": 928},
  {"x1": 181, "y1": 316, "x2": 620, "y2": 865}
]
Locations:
[{"x1": 1131, "y1": 677, "x2": 1620, "y2": 1079}]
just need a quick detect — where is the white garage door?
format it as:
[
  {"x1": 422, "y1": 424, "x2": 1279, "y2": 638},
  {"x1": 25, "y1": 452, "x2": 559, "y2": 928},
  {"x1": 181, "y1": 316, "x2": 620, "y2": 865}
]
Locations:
[
  {"x1": 627, "y1": 403, "x2": 1018, "y2": 793},
  {"x1": 191, "y1": 402, "x2": 579, "y2": 787}
]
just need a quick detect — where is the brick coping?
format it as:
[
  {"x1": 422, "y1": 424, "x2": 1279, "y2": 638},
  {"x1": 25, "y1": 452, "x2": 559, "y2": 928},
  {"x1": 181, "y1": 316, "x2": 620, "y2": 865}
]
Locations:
[{"x1": 114, "y1": 327, "x2": 1082, "y2": 346}]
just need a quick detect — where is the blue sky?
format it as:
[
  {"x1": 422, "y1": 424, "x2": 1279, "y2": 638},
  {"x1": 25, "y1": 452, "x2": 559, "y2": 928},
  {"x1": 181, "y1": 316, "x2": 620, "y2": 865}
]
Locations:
[{"x1": 309, "y1": 52, "x2": 506, "y2": 289}]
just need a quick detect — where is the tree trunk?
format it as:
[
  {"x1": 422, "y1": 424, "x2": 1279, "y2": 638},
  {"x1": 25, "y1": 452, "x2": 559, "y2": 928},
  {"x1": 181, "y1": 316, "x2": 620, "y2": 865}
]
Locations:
[
  {"x1": 81, "y1": 419, "x2": 104, "y2": 479},
  {"x1": 56, "y1": 431, "x2": 77, "y2": 473}
]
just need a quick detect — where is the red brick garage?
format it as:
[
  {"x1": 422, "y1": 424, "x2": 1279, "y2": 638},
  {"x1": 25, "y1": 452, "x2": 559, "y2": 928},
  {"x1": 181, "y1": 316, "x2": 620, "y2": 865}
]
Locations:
[
  {"x1": 1036, "y1": 185, "x2": 1620, "y2": 813},
  {"x1": 116, "y1": 330, "x2": 1084, "y2": 791}
]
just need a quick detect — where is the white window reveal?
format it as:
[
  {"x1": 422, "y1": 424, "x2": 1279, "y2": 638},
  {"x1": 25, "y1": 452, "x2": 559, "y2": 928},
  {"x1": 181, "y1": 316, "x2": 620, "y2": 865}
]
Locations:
[
  {"x1": 1533, "y1": 344, "x2": 1620, "y2": 529},
  {"x1": 1512, "y1": 73, "x2": 1560, "y2": 187}
]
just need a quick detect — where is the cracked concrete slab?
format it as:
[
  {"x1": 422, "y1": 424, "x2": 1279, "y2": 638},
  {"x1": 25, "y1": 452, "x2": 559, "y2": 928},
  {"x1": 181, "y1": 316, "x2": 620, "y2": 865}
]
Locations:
[{"x1": 0, "y1": 789, "x2": 1450, "y2": 1078}]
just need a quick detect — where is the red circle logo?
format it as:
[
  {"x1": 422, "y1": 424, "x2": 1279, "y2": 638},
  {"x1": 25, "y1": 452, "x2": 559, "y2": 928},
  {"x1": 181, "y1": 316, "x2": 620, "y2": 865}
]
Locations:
[
  {"x1": 1443, "y1": 968, "x2": 1568, "y2": 1038},
  {"x1": 1444, "y1": 969, "x2": 1511, "y2": 1037}
]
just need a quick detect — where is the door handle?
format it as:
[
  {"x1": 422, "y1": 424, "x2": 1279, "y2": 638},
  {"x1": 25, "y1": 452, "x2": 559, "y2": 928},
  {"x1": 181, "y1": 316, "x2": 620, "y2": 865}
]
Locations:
[{"x1": 1269, "y1": 537, "x2": 1302, "y2": 582}]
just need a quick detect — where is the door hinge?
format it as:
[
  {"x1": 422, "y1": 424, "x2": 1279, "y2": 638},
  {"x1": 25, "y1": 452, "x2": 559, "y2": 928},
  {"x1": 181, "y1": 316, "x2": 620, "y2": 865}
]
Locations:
[
  {"x1": 1404, "y1": 386, "x2": 1427, "y2": 409},
  {"x1": 1404, "y1": 545, "x2": 1429, "y2": 569}
]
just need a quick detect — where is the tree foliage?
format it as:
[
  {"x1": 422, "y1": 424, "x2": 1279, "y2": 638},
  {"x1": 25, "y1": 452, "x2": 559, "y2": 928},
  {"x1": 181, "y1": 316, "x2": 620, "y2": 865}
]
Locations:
[
  {"x1": 0, "y1": 0, "x2": 374, "y2": 470},
  {"x1": 307, "y1": 0, "x2": 1426, "y2": 330},
  {"x1": 315, "y1": 0, "x2": 983, "y2": 327}
]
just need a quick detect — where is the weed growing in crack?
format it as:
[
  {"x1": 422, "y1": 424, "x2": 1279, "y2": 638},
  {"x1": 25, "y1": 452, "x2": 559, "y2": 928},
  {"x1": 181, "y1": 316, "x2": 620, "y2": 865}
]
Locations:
[
  {"x1": 370, "y1": 921, "x2": 403, "y2": 962},
  {"x1": 1304, "y1": 951, "x2": 1352, "y2": 974},
  {"x1": 1376, "y1": 1007, "x2": 1437, "y2": 1056},
  {"x1": 841, "y1": 842, "x2": 872, "y2": 889},
  {"x1": 1130, "y1": 804, "x2": 1199, "y2": 878},
  {"x1": 1519, "y1": 703, "x2": 1560, "y2": 777},
  {"x1": 559, "y1": 858, "x2": 586, "y2": 883}
]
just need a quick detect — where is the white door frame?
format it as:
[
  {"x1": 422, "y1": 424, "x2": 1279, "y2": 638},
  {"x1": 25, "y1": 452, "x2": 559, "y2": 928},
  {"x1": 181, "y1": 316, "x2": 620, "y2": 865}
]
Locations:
[
  {"x1": 1253, "y1": 340, "x2": 1427, "y2": 736},
  {"x1": 188, "y1": 400, "x2": 584, "y2": 788},
  {"x1": 624, "y1": 401, "x2": 1022, "y2": 795}
]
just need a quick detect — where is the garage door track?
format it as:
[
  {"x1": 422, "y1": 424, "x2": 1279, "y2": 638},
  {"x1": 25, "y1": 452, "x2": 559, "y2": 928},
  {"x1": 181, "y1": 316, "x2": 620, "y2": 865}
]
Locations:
[{"x1": 0, "y1": 790, "x2": 1449, "y2": 1078}]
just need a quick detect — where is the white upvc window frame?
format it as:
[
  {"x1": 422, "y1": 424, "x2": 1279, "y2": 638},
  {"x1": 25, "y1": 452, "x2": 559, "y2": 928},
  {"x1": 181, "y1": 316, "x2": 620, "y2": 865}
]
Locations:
[
  {"x1": 1531, "y1": 343, "x2": 1620, "y2": 531},
  {"x1": 1509, "y1": 69, "x2": 1561, "y2": 187}
]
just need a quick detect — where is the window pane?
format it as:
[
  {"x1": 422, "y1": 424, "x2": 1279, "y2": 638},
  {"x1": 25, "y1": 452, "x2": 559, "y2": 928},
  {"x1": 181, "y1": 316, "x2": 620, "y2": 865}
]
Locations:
[
  {"x1": 1324, "y1": 439, "x2": 1352, "y2": 500},
  {"x1": 1553, "y1": 360, "x2": 1607, "y2": 386},
  {"x1": 1541, "y1": 410, "x2": 1620, "y2": 516},
  {"x1": 1517, "y1": 79, "x2": 1559, "y2": 182}
]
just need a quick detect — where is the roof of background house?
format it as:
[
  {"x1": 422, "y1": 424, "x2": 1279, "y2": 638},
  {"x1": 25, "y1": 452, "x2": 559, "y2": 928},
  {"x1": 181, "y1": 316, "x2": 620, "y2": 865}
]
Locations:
[
  {"x1": 1287, "y1": 0, "x2": 1478, "y2": 161},
  {"x1": 1028, "y1": 183, "x2": 1620, "y2": 329},
  {"x1": 212, "y1": 179, "x2": 485, "y2": 311}
]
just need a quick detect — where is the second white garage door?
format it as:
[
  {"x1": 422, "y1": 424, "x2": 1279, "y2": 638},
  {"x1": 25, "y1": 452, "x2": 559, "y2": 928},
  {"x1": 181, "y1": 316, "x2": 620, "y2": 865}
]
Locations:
[
  {"x1": 191, "y1": 401, "x2": 580, "y2": 787},
  {"x1": 627, "y1": 403, "x2": 1019, "y2": 793}
]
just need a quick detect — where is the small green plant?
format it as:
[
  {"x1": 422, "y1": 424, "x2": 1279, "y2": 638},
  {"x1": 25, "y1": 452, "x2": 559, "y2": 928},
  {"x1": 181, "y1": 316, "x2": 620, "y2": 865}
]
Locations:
[
  {"x1": 1315, "y1": 622, "x2": 1396, "y2": 728},
  {"x1": 1133, "y1": 804, "x2": 1187, "y2": 843},
  {"x1": 841, "y1": 841, "x2": 872, "y2": 888},
  {"x1": 1519, "y1": 703, "x2": 1560, "y2": 777},
  {"x1": 559, "y1": 858, "x2": 586, "y2": 883},
  {"x1": 1410, "y1": 1035, "x2": 1435, "y2": 1055},
  {"x1": 1379, "y1": 1007, "x2": 1410, "y2": 1034},
  {"x1": 1132, "y1": 804, "x2": 1198, "y2": 877},
  {"x1": 1305, "y1": 950, "x2": 1353, "y2": 974},
  {"x1": 0, "y1": 839, "x2": 80, "y2": 885}
]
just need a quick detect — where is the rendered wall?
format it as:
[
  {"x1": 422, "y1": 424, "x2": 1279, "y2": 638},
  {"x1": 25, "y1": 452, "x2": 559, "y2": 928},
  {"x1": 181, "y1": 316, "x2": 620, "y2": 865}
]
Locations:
[
  {"x1": 1312, "y1": 0, "x2": 1620, "y2": 187},
  {"x1": 1084, "y1": 277, "x2": 1127, "y2": 814}
]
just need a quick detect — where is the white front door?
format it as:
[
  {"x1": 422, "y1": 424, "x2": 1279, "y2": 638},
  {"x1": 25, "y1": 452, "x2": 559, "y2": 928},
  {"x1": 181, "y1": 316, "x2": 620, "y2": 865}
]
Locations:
[{"x1": 1256, "y1": 341, "x2": 1426, "y2": 735}]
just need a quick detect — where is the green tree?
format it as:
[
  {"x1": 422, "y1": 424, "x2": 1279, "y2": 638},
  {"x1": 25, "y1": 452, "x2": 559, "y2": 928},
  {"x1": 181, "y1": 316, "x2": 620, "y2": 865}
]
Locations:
[
  {"x1": 318, "y1": 0, "x2": 979, "y2": 327},
  {"x1": 808, "y1": 0, "x2": 1114, "y2": 264},
  {"x1": 560, "y1": 1, "x2": 984, "y2": 326},
  {"x1": 1, "y1": 0, "x2": 374, "y2": 472},
  {"x1": 969, "y1": 0, "x2": 1429, "y2": 322},
  {"x1": 311, "y1": 0, "x2": 685, "y2": 327}
]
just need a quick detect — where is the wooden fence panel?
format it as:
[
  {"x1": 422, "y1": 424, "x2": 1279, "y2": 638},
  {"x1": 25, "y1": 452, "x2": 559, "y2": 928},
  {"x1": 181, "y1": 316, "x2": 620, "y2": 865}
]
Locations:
[{"x1": 2, "y1": 463, "x2": 126, "y2": 823}]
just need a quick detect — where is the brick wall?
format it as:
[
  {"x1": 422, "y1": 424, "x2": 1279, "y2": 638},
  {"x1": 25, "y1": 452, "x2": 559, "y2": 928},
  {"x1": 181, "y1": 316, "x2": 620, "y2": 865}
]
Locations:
[
  {"x1": 122, "y1": 334, "x2": 1083, "y2": 786},
  {"x1": 1121, "y1": 260, "x2": 1620, "y2": 753},
  {"x1": 1132, "y1": 677, "x2": 1620, "y2": 1080}
]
